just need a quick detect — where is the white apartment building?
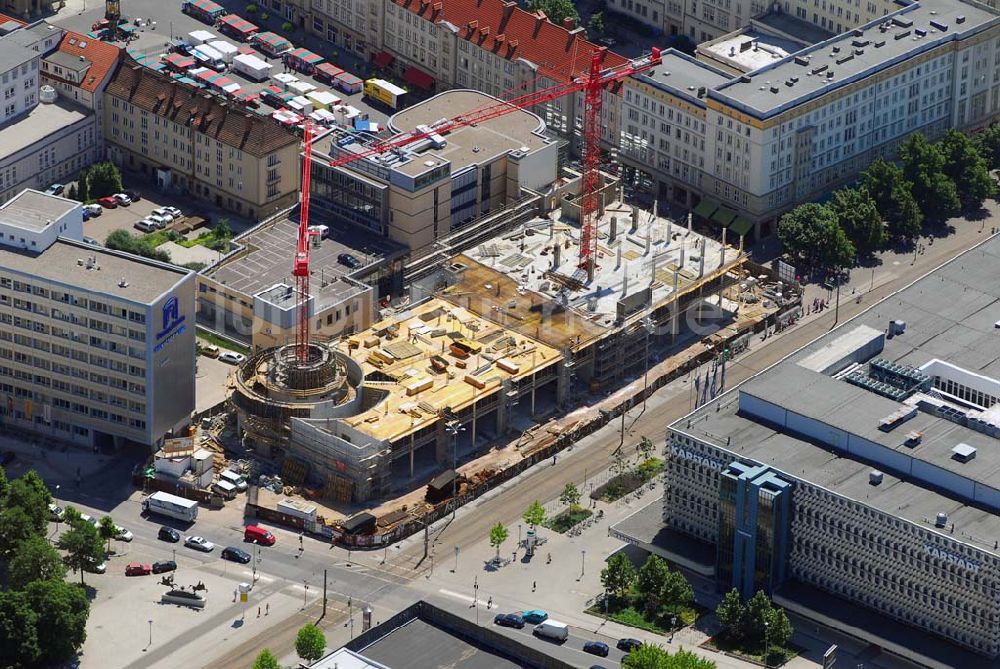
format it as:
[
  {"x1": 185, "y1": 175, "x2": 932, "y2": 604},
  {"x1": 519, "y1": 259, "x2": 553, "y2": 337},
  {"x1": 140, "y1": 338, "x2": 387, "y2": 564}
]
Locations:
[
  {"x1": 0, "y1": 190, "x2": 196, "y2": 449},
  {"x1": 621, "y1": 0, "x2": 1000, "y2": 239}
]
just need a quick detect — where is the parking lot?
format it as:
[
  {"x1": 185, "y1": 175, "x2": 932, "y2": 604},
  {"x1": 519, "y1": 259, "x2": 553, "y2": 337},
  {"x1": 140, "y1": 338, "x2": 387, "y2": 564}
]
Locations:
[{"x1": 50, "y1": 0, "x2": 393, "y2": 128}]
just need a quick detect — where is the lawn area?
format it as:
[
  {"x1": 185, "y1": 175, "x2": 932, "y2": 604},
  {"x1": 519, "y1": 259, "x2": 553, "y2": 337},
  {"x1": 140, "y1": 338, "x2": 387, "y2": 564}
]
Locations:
[
  {"x1": 542, "y1": 506, "x2": 592, "y2": 533},
  {"x1": 147, "y1": 227, "x2": 232, "y2": 251},
  {"x1": 701, "y1": 636, "x2": 799, "y2": 667},
  {"x1": 196, "y1": 328, "x2": 250, "y2": 355},
  {"x1": 593, "y1": 457, "x2": 664, "y2": 502},
  {"x1": 585, "y1": 593, "x2": 700, "y2": 636}
]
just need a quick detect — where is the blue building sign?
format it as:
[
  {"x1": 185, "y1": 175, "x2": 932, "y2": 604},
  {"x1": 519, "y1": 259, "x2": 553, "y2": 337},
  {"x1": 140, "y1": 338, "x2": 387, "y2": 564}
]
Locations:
[{"x1": 154, "y1": 296, "x2": 186, "y2": 352}]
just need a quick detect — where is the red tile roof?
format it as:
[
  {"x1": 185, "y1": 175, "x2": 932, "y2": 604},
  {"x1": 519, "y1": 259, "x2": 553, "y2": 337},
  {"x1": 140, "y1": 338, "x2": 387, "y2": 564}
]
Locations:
[
  {"x1": 391, "y1": 0, "x2": 627, "y2": 84},
  {"x1": 0, "y1": 12, "x2": 26, "y2": 25},
  {"x1": 56, "y1": 31, "x2": 121, "y2": 92}
]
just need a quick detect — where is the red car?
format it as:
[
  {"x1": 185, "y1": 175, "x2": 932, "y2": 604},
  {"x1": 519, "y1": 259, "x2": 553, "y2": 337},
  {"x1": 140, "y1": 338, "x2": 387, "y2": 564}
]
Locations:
[
  {"x1": 97, "y1": 196, "x2": 118, "y2": 209},
  {"x1": 125, "y1": 562, "x2": 152, "y2": 576}
]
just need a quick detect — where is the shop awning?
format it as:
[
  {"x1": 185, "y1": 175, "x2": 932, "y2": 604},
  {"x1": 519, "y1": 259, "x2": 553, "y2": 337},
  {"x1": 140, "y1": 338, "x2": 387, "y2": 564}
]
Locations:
[
  {"x1": 693, "y1": 199, "x2": 719, "y2": 219},
  {"x1": 403, "y1": 66, "x2": 434, "y2": 90},
  {"x1": 712, "y1": 206, "x2": 738, "y2": 226},
  {"x1": 373, "y1": 50, "x2": 394, "y2": 67},
  {"x1": 729, "y1": 216, "x2": 753, "y2": 237}
]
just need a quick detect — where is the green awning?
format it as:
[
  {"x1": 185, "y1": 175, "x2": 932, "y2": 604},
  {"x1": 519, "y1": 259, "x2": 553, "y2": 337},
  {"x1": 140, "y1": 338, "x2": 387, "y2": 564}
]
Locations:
[
  {"x1": 692, "y1": 199, "x2": 719, "y2": 219},
  {"x1": 712, "y1": 207, "x2": 738, "y2": 226},
  {"x1": 729, "y1": 216, "x2": 753, "y2": 237}
]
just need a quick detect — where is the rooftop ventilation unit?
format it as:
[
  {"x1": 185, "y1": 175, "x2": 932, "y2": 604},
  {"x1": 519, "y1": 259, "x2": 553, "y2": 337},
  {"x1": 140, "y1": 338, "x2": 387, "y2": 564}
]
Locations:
[
  {"x1": 952, "y1": 443, "x2": 977, "y2": 462},
  {"x1": 869, "y1": 470, "x2": 884, "y2": 485},
  {"x1": 930, "y1": 19, "x2": 948, "y2": 31},
  {"x1": 935, "y1": 512, "x2": 948, "y2": 527}
]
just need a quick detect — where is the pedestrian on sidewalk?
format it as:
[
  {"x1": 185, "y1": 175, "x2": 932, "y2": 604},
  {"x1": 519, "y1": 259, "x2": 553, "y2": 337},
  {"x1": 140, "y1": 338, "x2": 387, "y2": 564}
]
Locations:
[
  {"x1": 257, "y1": 606, "x2": 260, "y2": 618},
  {"x1": 265, "y1": 603, "x2": 269, "y2": 616},
  {"x1": 532, "y1": 581, "x2": 536, "y2": 592},
  {"x1": 487, "y1": 596, "x2": 492, "y2": 609}
]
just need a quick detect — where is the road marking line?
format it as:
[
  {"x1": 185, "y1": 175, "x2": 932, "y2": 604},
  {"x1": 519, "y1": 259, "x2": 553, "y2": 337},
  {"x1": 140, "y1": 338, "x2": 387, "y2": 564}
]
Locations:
[{"x1": 438, "y1": 588, "x2": 476, "y2": 604}]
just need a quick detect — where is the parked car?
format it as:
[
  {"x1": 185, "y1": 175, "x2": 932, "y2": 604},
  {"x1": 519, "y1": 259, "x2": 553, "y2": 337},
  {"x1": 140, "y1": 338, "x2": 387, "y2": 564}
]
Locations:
[
  {"x1": 82, "y1": 208, "x2": 93, "y2": 221},
  {"x1": 113, "y1": 193, "x2": 131, "y2": 206},
  {"x1": 83, "y1": 236, "x2": 101, "y2": 246},
  {"x1": 583, "y1": 641, "x2": 610, "y2": 657},
  {"x1": 97, "y1": 196, "x2": 118, "y2": 209},
  {"x1": 521, "y1": 610, "x2": 548, "y2": 624},
  {"x1": 114, "y1": 525, "x2": 134, "y2": 542},
  {"x1": 200, "y1": 344, "x2": 220, "y2": 358},
  {"x1": 79, "y1": 513, "x2": 97, "y2": 526},
  {"x1": 124, "y1": 189, "x2": 142, "y2": 202},
  {"x1": 125, "y1": 562, "x2": 152, "y2": 576},
  {"x1": 221, "y1": 546, "x2": 251, "y2": 563},
  {"x1": 151, "y1": 207, "x2": 175, "y2": 222},
  {"x1": 244, "y1": 524, "x2": 276, "y2": 545},
  {"x1": 134, "y1": 220, "x2": 157, "y2": 233},
  {"x1": 184, "y1": 536, "x2": 215, "y2": 552},
  {"x1": 617, "y1": 638, "x2": 643, "y2": 652},
  {"x1": 219, "y1": 351, "x2": 246, "y2": 365},
  {"x1": 158, "y1": 526, "x2": 181, "y2": 543},
  {"x1": 146, "y1": 214, "x2": 170, "y2": 229},
  {"x1": 83, "y1": 203, "x2": 103, "y2": 217},
  {"x1": 45, "y1": 183, "x2": 65, "y2": 195},
  {"x1": 308, "y1": 224, "x2": 329, "y2": 239},
  {"x1": 163, "y1": 205, "x2": 182, "y2": 218},
  {"x1": 493, "y1": 613, "x2": 525, "y2": 629},
  {"x1": 337, "y1": 252, "x2": 361, "y2": 269},
  {"x1": 84, "y1": 556, "x2": 107, "y2": 574},
  {"x1": 151, "y1": 560, "x2": 177, "y2": 574},
  {"x1": 48, "y1": 503, "x2": 64, "y2": 521}
]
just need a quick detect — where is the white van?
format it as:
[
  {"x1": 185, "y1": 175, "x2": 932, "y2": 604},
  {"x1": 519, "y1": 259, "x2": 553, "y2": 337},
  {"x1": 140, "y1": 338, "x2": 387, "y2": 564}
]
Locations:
[
  {"x1": 533, "y1": 620, "x2": 569, "y2": 642},
  {"x1": 220, "y1": 469, "x2": 247, "y2": 492},
  {"x1": 212, "y1": 479, "x2": 237, "y2": 500}
]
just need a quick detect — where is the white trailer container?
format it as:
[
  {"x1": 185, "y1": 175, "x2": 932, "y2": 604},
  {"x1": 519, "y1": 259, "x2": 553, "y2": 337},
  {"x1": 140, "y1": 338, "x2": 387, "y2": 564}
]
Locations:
[
  {"x1": 192, "y1": 44, "x2": 225, "y2": 70},
  {"x1": 142, "y1": 491, "x2": 199, "y2": 522},
  {"x1": 306, "y1": 90, "x2": 340, "y2": 110},
  {"x1": 188, "y1": 29, "x2": 215, "y2": 45},
  {"x1": 287, "y1": 95, "x2": 313, "y2": 114},
  {"x1": 287, "y1": 79, "x2": 316, "y2": 96},
  {"x1": 232, "y1": 53, "x2": 272, "y2": 81},
  {"x1": 208, "y1": 40, "x2": 238, "y2": 63},
  {"x1": 271, "y1": 72, "x2": 298, "y2": 89}
]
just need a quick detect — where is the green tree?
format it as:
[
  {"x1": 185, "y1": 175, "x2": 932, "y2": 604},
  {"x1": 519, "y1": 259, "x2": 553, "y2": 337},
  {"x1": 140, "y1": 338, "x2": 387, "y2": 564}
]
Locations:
[
  {"x1": 214, "y1": 218, "x2": 233, "y2": 240},
  {"x1": 527, "y1": 0, "x2": 579, "y2": 25},
  {"x1": 587, "y1": 11, "x2": 604, "y2": 36},
  {"x1": 252, "y1": 648, "x2": 280, "y2": 669},
  {"x1": 0, "y1": 464, "x2": 9, "y2": 504},
  {"x1": 622, "y1": 644, "x2": 717, "y2": 668},
  {"x1": 0, "y1": 591, "x2": 40, "y2": 668},
  {"x1": 860, "y1": 159, "x2": 922, "y2": 240},
  {"x1": 488, "y1": 522, "x2": 508, "y2": 560},
  {"x1": 98, "y1": 515, "x2": 117, "y2": 555},
  {"x1": 8, "y1": 535, "x2": 67, "y2": 589},
  {"x1": 104, "y1": 229, "x2": 172, "y2": 264},
  {"x1": 24, "y1": 579, "x2": 90, "y2": 666},
  {"x1": 77, "y1": 168, "x2": 90, "y2": 202},
  {"x1": 6, "y1": 470, "x2": 52, "y2": 534},
  {"x1": 828, "y1": 187, "x2": 886, "y2": 256},
  {"x1": 900, "y1": 132, "x2": 960, "y2": 222},
  {"x1": 86, "y1": 161, "x2": 123, "y2": 199},
  {"x1": 715, "y1": 588, "x2": 745, "y2": 641},
  {"x1": 67, "y1": 184, "x2": 78, "y2": 201},
  {"x1": 939, "y1": 129, "x2": 996, "y2": 209},
  {"x1": 777, "y1": 203, "x2": 855, "y2": 270},
  {"x1": 636, "y1": 555, "x2": 692, "y2": 618},
  {"x1": 637, "y1": 436, "x2": 655, "y2": 461},
  {"x1": 600, "y1": 552, "x2": 636, "y2": 599},
  {"x1": 294, "y1": 624, "x2": 326, "y2": 661},
  {"x1": 0, "y1": 507, "x2": 39, "y2": 557},
  {"x1": 559, "y1": 482, "x2": 582, "y2": 509},
  {"x1": 522, "y1": 500, "x2": 545, "y2": 530},
  {"x1": 975, "y1": 122, "x2": 1000, "y2": 170},
  {"x1": 57, "y1": 514, "x2": 104, "y2": 585}
]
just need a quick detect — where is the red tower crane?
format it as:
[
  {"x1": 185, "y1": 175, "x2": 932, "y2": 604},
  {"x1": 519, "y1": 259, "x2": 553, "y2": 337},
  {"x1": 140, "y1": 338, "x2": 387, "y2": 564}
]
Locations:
[
  {"x1": 293, "y1": 119, "x2": 317, "y2": 363},
  {"x1": 294, "y1": 47, "x2": 662, "y2": 359},
  {"x1": 327, "y1": 46, "x2": 662, "y2": 268}
]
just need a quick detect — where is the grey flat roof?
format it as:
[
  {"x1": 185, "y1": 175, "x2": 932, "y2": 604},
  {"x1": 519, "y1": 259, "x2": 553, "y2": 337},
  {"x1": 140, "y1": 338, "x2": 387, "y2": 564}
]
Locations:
[
  {"x1": 204, "y1": 217, "x2": 405, "y2": 309},
  {"x1": 358, "y1": 618, "x2": 523, "y2": 669},
  {"x1": 710, "y1": 0, "x2": 1000, "y2": 117},
  {"x1": 0, "y1": 190, "x2": 78, "y2": 231},
  {"x1": 0, "y1": 100, "x2": 90, "y2": 158},
  {"x1": 674, "y1": 234, "x2": 1000, "y2": 558},
  {"x1": 387, "y1": 89, "x2": 549, "y2": 176},
  {"x1": 635, "y1": 49, "x2": 730, "y2": 104},
  {"x1": 0, "y1": 34, "x2": 36, "y2": 73},
  {"x1": 0, "y1": 239, "x2": 189, "y2": 303},
  {"x1": 45, "y1": 50, "x2": 88, "y2": 72}
]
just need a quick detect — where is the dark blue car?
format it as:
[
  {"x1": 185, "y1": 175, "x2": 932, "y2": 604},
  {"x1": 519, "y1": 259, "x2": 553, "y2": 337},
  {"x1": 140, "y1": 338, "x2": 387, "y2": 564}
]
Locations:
[
  {"x1": 493, "y1": 613, "x2": 525, "y2": 629},
  {"x1": 583, "y1": 641, "x2": 609, "y2": 657}
]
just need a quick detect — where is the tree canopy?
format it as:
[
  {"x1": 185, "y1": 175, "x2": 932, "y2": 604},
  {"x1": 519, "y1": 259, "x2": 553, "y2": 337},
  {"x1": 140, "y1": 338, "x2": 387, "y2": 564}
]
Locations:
[
  {"x1": 714, "y1": 589, "x2": 793, "y2": 654},
  {"x1": 975, "y1": 123, "x2": 1000, "y2": 170},
  {"x1": 777, "y1": 203, "x2": 855, "y2": 270},
  {"x1": 559, "y1": 482, "x2": 582, "y2": 508},
  {"x1": 8, "y1": 535, "x2": 67, "y2": 590},
  {"x1": 23, "y1": 579, "x2": 90, "y2": 666},
  {"x1": 622, "y1": 644, "x2": 717, "y2": 668},
  {"x1": 104, "y1": 229, "x2": 172, "y2": 264},
  {"x1": 488, "y1": 522, "x2": 509, "y2": 559},
  {"x1": 86, "y1": 161, "x2": 123, "y2": 199},
  {"x1": 827, "y1": 187, "x2": 886, "y2": 256},
  {"x1": 860, "y1": 159, "x2": 922, "y2": 241},
  {"x1": 601, "y1": 552, "x2": 637, "y2": 599},
  {"x1": 522, "y1": 500, "x2": 545, "y2": 529},
  {"x1": 252, "y1": 648, "x2": 281, "y2": 669},
  {"x1": 527, "y1": 0, "x2": 579, "y2": 25},
  {"x1": 294, "y1": 624, "x2": 327, "y2": 661},
  {"x1": 57, "y1": 512, "x2": 104, "y2": 586},
  {"x1": 899, "y1": 132, "x2": 960, "y2": 222},
  {"x1": 938, "y1": 128, "x2": 996, "y2": 209},
  {"x1": 636, "y1": 555, "x2": 693, "y2": 619}
]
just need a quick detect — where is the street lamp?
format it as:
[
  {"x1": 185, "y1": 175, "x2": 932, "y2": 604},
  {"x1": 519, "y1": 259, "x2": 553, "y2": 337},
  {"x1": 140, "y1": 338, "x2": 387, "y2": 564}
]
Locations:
[
  {"x1": 445, "y1": 419, "x2": 465, "y2": 519},
  {"x1": 764, "y1": 620, "x2": 770, "y2": 669},
  {"x1": 580, "y1": 549, "x2": 586, "y2": 579},
  {"x1": 147, "y1": 619, "x2": 153, "y2": 647},
  {"x1": 302, "y1": 581, "x2": 309, "y2": 609}
]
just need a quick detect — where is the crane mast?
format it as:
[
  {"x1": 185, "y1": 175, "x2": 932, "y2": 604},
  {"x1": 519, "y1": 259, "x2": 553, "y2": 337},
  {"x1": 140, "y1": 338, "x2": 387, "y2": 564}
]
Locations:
[{"x1": 294, "y1": 120, "x2": 315, "y2": 364}]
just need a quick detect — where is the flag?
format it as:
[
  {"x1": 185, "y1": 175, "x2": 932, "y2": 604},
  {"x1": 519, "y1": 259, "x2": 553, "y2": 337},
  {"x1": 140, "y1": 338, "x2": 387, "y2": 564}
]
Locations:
[{"x1": 694, "y1": 375, "x2": 701, "y2": 409}]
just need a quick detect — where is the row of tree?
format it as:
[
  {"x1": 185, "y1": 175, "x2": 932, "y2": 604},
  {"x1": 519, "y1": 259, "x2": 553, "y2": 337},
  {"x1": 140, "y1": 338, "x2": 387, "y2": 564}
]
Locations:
[
  {"x1": 601, "y1": 553, "x2": 694, "y2": 621},
  {"x1": 779, "y1": 129, "x2": 997, "y2": 270},
  {"x1": 715, "y1": 588, "x2": 793, "y2": 656},
  {"x1": 623, "y1": 646, "x2": 717, "y2": 668},
  {"x1": 0, "y1": 468, "x2": 94, "y2": 668}
]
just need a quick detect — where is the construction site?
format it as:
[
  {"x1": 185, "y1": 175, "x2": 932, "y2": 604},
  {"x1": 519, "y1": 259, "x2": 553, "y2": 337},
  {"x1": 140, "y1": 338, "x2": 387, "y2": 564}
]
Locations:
[{"x1": 205, "y1": 46, "x2": 800, "y2": 537}]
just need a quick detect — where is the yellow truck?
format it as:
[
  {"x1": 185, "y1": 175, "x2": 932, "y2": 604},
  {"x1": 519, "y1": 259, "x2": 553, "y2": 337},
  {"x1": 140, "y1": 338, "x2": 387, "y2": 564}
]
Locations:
[{"x1": 363, "y1": 78, "x2": 408, "y2": 110}]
